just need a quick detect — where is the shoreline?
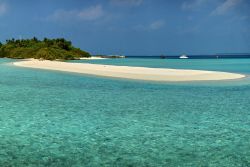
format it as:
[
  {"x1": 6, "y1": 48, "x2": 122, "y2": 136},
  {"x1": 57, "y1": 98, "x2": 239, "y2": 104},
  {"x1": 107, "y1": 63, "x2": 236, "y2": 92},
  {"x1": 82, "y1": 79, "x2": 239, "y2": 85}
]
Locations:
[
  {"x1": 79, "y1": 56, "x2": 107, "y2": 60},
  {"x1": 13, "y1": 59, "x2": 245, "y2": 82}
]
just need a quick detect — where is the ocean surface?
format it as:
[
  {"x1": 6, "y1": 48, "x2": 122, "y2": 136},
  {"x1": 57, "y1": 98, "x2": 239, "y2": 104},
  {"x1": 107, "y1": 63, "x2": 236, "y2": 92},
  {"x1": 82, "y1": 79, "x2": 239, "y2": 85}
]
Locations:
[
  {"x1": 1, "y1": 58, "x2": 250, "y2": 166},
  {"x1": 125, "y1": 54, "x2": 250, "y2": 59}
]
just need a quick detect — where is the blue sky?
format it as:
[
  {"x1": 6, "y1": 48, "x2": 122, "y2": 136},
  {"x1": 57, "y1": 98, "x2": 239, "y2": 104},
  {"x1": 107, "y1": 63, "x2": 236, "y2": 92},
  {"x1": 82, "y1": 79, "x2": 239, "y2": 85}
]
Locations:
[{"x1": 0, "y1": 0, "x2": 249, "y2": 55}]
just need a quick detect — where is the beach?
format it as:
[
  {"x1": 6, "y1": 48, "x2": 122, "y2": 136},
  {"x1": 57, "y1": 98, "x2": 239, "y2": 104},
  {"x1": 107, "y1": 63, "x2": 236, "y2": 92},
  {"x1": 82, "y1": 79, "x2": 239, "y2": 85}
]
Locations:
[
  {"x1": 79, "y1": 56, "x2": 107, "y2": 60},
  {"x1": 13, "y1": 59, "x2": 245, "y2": 81}
]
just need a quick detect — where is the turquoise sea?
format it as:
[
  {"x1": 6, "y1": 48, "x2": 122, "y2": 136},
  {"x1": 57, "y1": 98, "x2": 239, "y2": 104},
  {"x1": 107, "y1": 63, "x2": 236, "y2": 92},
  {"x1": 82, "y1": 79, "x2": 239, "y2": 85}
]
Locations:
[{"x1": 1, "y1": 58, "x2": 250, "y2": 166}]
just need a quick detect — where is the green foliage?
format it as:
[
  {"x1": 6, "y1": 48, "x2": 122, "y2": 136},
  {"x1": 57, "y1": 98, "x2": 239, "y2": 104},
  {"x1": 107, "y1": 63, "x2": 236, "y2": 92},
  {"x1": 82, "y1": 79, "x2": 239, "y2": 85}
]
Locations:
[{"x1": 0, "y1": 37, "x2": 91, "y2": 60}]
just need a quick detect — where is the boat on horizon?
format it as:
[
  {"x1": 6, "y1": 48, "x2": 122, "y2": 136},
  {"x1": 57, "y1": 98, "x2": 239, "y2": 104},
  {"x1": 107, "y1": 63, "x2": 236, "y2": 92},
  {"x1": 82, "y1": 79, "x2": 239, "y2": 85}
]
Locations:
[
  {"x1": 179, "y1": 54, "x2": 189, "y2": 59},
  {"x1": 107, "y1": 55, "x2": 126, "y2": 58}
]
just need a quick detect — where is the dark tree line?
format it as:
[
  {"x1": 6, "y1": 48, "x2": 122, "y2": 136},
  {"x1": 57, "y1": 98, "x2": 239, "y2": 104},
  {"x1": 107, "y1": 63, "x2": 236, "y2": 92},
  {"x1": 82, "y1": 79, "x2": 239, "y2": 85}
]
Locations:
[{"x1": 0, "y1": 37, "x2": 91, "y2": 60}]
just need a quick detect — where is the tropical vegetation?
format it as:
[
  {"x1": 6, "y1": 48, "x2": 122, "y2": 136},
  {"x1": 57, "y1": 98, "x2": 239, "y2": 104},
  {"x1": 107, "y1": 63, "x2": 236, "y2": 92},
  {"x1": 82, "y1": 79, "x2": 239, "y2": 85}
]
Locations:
[{"x1": 0, "y1": 37, "x2": 91, "y2": 60}]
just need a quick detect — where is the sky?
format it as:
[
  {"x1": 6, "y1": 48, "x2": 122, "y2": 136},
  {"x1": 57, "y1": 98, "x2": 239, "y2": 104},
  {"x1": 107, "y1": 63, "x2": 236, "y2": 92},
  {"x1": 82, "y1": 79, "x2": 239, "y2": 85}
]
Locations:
[{"x1": 0, "y1": 0, "x2": 249, "y2": 55}]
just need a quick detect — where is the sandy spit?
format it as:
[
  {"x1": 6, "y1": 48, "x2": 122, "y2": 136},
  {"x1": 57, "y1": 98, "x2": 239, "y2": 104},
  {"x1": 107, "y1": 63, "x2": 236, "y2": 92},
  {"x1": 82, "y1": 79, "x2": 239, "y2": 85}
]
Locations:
[
  {"x1": 79, "y1": 57, "x2": 107, "y2": 60},
  {"x1": 13, "y1": 59, "x2": 245, "y2": 82}
]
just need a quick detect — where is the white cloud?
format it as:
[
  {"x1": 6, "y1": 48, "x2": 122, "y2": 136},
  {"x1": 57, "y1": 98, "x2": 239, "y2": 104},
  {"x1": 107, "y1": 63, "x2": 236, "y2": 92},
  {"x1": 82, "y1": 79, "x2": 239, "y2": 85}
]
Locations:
[
  {"x1": 211, "y1": 0, "x2": 242, "y2": 15},
  {"x1": 0, "y1": 2, "x2": 7, "y2": 16},
  {"x1": 149, "y1": 20, "x2": 165, "y2": 30},
  {"x1": 110, "y1": 0, "x2": 144, "y2": 6},
  {"x1": 181, "y1": 0, "x2": 207, "y2": 10},
  {"x1": 77, "y1": 5, "x2": 104, "y2": 20},
  {"x1": 49, "y1": 5, "x2": 104, "y2": 21}
]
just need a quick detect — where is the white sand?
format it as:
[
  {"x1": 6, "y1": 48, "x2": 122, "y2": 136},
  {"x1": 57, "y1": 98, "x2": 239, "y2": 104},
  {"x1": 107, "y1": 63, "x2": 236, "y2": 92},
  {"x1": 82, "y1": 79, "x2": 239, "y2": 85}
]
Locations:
[
  {"x1": 80, "y1": 57, "x2": 107, "y2": 60},
  {"x1": 13, "y1": 59, "x2": 245, "y2": 82}
]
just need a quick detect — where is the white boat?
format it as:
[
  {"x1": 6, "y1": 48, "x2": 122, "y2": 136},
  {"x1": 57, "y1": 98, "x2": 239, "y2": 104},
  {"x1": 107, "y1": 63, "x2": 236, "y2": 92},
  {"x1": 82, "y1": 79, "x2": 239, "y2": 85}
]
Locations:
[
  {"x1": 107, "y1": 55, "x2": 125, "y2": 58},
  {"x1": 179, "y1": 54, "x2": 188, "y2": 59}
]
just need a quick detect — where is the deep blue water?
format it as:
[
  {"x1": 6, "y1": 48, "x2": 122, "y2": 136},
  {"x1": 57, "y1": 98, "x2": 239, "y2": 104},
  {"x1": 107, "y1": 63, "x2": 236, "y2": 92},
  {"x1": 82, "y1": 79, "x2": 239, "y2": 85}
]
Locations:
[
  {"x1": 1, "y1": 58, "x2": 250, "y2": 166},
  {"x1": 125, "y1": 54, "x2": 250, "y2": 59}
]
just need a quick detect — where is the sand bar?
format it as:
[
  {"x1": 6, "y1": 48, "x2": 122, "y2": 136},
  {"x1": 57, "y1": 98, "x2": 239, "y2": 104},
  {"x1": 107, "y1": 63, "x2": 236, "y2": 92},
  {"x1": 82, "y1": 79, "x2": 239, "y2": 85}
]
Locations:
[
  {"x1": 80, "y1": 56, "x2": 107, "y2": 60},
  {"x1": 13, "y1": 59, "x2": 245, "y2": 82}
]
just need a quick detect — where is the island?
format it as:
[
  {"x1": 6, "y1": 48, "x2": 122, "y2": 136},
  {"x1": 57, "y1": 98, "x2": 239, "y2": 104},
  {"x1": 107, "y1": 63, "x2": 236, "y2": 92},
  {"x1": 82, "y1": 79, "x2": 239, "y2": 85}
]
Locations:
[
  {"x1": 0, "y1": 37, "x2": 91, "y2": 60},
  {"x1": 0, "y1": 37, "x2": 245, "y2": 82}
]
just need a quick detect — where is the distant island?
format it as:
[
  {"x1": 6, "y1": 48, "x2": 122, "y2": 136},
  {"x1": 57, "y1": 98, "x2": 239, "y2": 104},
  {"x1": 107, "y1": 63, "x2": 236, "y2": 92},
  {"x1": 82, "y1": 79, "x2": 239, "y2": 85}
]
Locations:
[
  {"x1": 94, "y1": 54, "x2": 125, "y2": 58},
  {"x1": 0, "y1": 37, "x2": 91, "y2": 60}
]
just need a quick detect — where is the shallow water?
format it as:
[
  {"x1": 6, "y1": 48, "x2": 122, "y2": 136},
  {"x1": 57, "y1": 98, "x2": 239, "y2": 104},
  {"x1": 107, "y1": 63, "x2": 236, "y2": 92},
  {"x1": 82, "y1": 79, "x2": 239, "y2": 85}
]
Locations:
[
  {"x1": 1, "y1": 58, "x2": 250, "y2": 166},
  {"x1": 74, "y1": 58, "x2": 250, "y2": 73}
]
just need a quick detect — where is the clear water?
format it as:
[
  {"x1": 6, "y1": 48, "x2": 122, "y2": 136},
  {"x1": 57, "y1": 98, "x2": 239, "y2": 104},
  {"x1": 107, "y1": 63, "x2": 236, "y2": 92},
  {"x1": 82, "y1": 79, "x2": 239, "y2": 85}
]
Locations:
[
  {"x1": 73, "y1": 58, "x2": 250, "y2": 73},
  {"x1": 1, "y1": 58, "x2": 250, "y2": 166}
]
